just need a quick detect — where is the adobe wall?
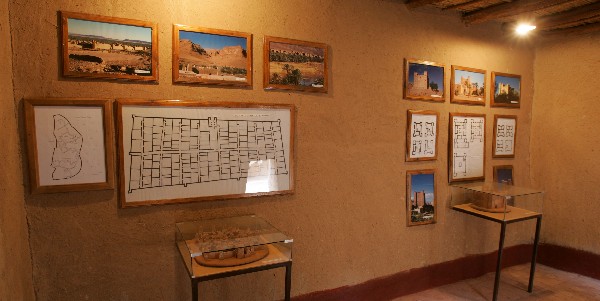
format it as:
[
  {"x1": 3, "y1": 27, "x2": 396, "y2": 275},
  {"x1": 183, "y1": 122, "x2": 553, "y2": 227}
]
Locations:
[{"x1": 8, "y1": 0, "x2": 535, "y2": 299}]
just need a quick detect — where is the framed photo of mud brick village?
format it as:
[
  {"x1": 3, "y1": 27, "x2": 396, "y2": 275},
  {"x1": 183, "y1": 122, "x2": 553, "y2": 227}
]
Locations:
[
  {"x1": 404, "y1": 59, "x2": 445, "y2": 102},
  {"x1": 263, "y1": 36, "x2": 328, "y2": 93},
  {"x1": 23, "y1": 98, "x2": 115, "y2": 194},
  {"x1": 491, "y1": 72, "x2": 521, "y2": 108},
  {"x1": 406, "y1": 110, "x2": 439, "y2": 162},
  {"x1": 406, "y1": 169, "x2": 437, "y2": 227},
  {"x1": 60, "y1": 11, "x2": 158, "y2": 81},
  {"x1": 450, "y1": 65, "x2": 486, "y2": 105},
  {"x1": 493, "y1": 115, "x2": 517, "y2": 158},
  {"x1": 172, "y1": 25, "x2": 252, "y2": 86}
]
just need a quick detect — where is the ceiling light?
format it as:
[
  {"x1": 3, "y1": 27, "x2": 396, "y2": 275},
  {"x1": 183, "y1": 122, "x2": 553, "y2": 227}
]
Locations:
[{"x1": 516, "y1": 24, "x2": 536, "y2": 35}]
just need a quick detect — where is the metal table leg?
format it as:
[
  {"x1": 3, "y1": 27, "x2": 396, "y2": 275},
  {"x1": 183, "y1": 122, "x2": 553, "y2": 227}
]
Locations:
[
  {"x1": 285, "y1": 262, "x2": 292, "y2": 301},
  {"x1": 192, "y1": 278, "x2": 198, "y2": 301},
  {"x1": 528, "y1": 216, "x2": 542, "y2": 292},
  {"x1": 493, "y1": 222, "x2": 507, "y2": 301}
]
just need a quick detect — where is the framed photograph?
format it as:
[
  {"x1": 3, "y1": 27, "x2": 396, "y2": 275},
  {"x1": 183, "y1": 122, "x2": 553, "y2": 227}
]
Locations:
[
  {"x1": 491, "y1": 72, "x2": 521, "y2": 108},
  {"x1": 406, "y1": 169, "x2": 437, "y2": 226},
  {"x1": 493, "y1": 115, "x2": 517, "y2": 158},
  {"x1": 449, "y1": 113, "x2": 486, "y2": 183},
  {"x1": 451, "y1": 65, "x2": 486, "y2": 105},
  {"x1": 23, "y1": 98, "x2": 115, "y2": 194},
  {"x1": 172, "y1": 25, "x2": 252, "y2": 86},
  {"x1": 493, "y1": 165, "x2": 514, "y2": 185},
  {"x1": 116, "y1": 99, "x2": 295, "y2": 207},
  {"x1": 263, "y1": 36, "x2": 328, "y2": 93},
  {"x1": 60, "y1": 11, "x2": 158, "y2": 81},
  {"x1": 404, "y1": 59, "x2": 445, "y2": 102},
  {"x1": 406, "y1": 110, "x2": 439, "y2": 161}
]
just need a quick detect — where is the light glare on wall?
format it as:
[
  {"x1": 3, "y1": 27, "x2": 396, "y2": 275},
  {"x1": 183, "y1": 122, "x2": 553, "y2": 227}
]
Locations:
[{"x1": 516, "y1": 24, "x2": 536, "y2": 35}]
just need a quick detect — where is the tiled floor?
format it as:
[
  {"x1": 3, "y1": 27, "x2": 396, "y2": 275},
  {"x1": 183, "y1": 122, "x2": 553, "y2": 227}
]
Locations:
[{"x1": 394, "y1": 264, "x2": 600, "y2": 300}]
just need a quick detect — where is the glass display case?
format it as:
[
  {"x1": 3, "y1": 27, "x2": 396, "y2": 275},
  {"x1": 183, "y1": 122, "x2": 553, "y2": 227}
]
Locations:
[{"x1": 176, "y1": 215, "x2": 292, "y2": 301}]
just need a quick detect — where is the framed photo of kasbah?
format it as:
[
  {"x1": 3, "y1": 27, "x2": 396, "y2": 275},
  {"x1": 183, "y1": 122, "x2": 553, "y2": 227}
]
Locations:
[
  {"x1": 493, "y1": 165, "x2": 514, "y2": 185},
  {"x1": 406, "y1": 169, "x2": 437, "y2": 226},
  {"x1": 404, "y1": 59, "x2": 445, "y2": 102},
  {"x1": 116, "y1": 99, "x2": 295, "y2": 207},
  {"x1": 173, "y1": 25, "x2": 252, "y2": 86},
  {"x1": 491, "y1": 72, "x2": 521, "y2": 108},
  {"x1": 406, "y1": 110, "x2": 439, "y2": 162},
  {"x1": 60, "y1": 11, "x2": 158, "y2": 81},
  {"x1": 449, "y1": 113, "x2": 486, "y2": 183},
  {"x1": 263, "y1": 36, "x2": 328, "y2": 93},
  {"x1": 493, "y1": 115, "x2": 517, "y2": 158},
  {"x1": 23, "y1": 98, "x2": 115, "y2": 194},
  {"x1": 451, "y1": 65, "x2": 486, "y2": 105}
]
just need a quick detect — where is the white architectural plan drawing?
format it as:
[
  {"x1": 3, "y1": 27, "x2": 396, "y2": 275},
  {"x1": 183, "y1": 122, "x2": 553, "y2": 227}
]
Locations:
[
  {"x1": 407, "y1": 111, "x2": 438, "y2": 160},
  {"x1": 494, "y1": 116, "x2": 516, "y2": 157},
  {"x1": 450, "y1": 114, "x2": 485, "y2": 181}
]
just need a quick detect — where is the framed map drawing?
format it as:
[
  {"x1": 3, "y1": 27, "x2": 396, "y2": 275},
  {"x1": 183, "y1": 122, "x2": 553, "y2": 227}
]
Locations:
[
  {"x1": 263, "y1": 36, "x2": 328, "y2": 93},
  {"x1": 406, "y1": 169, "x2": 436, "y2": 226},
  {"x1": 406, "y1": 110, "x2": 439, "y2": 161},
  {"x1": 493, "y1": 165, "x2": 514, "y2": 185},
  {"x1": 404, "y1": 59, "x2": 445, "y2": 102},
  {"x1": 116, "y1": 99, "x2": 295, "y2": 207},
  {"x1": 449, "y1": 113, "x2": 486, "y2": 183},
  {"x1": 493, "y1": 115, "x2": 517, "y2": 158},
  {"x1": 451, "y1": 65, "x2": 486, "y2": 105},
  {"x1": 60, "y1": 11, "x2": 158, "y2": 81},
  {"x1": 24, "y1": 98, "x2": 115, "y2": 194},
  {"x1": 491, "y1": 72, "x2": 521, "y2": 108},
  {"x1": 172, "y1": 25, "x2": 252, "y2": 86}
]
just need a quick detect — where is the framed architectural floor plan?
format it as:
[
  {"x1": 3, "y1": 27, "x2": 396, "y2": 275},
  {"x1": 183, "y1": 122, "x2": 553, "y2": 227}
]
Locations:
[
  {"x1": 406, "y1": 110, "x2": 439, "y2": 161},
  {"x1": 23, "y1": 98, "x2": 115, "y2": 194},
  {"x1": 116, "y1": 99, "x2": 295, "y2": 207},
  {"x1": 449, "y1": 113, "x2": 486, "y2": 183},
  {"x1": 493, "y1": 115, "x2": 517, "y2": 158}
]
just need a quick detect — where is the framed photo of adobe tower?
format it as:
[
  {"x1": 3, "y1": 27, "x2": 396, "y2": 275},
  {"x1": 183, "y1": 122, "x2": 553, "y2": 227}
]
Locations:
[
  {"x1": 451, "y1": 65, "x2": 486, "y2": 105},
  {"x1": 491, "y1": 72, "x2": 521, "y2": 108},
  {"x1": 404, "y1": 59, "x2": 445, "y2": 102},
  {"x1": 406, "y1": 169, "x2": 437, "y2": 227}
]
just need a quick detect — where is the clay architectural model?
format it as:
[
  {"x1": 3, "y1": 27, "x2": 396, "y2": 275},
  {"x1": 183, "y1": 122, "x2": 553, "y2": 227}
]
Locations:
[{"x1": 192, "y1": 227, "x2": 269, "y2": 267}]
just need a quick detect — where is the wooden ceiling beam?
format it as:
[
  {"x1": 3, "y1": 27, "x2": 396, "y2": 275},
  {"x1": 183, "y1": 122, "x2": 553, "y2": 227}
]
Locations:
[
  {"x1": 405, "y1": 0, "x2": 445, "y2": 9},
  {"x1": 442, "y1": 0, "x2": 487, "y2": 11},
  {"x1": 540, "y1": 21, "x2": 600, "y2": 36},
  {"x1": 462, "y1": 0, "x2": 574, "y2": 25},
  {"x1": 535, "y1": 2, "x2": 600, "y2": 30}
]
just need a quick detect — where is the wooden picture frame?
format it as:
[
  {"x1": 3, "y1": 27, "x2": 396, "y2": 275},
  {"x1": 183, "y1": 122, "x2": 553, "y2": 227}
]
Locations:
[
  {"x1": 406, "y1": 110, "x2": 439, "y2": 161},
  {"x1": 493, "y1": 115, "x2": 517, "y2": 158},
  {"x1": 493, "y1": 165, "x2": 514, "y2": 185},
  {"x1": 60, "y1": 11, "x2": 158, "y2": 81},
  {"x1": 263, "y1": 36, "x2": 328, "y2": 93},
  {"x1": 116, "y1": 99, "x2": 295, "y2": 207},
  {"x1": 172, "y1": 25, "x2": 252, "y2": 86},
  {"x1": 491, "y1": 72, "x2": 521, "y2": 108},
  {"x1": 404, "y1": 59, "x2": 445, "y2": 102},
  {"x1": 449, "y1": 113, "x2": 486, "y2": 183},
  {"x1": 23, "y1": 98, "x2": 115, "y2": 194},
  {"x1": 450, "y1": 65, "x2": 486, "y2": 105},
  {"x1": 406, "y1": 169, "x2": 437, "y2": 226}
]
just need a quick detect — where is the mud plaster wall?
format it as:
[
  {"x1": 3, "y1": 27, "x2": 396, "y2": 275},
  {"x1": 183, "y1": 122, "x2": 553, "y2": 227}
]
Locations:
[
  {"x1": 8, "y1": 0, "x2": 536, "y2": 300},
  {"x1": 0, "y1": 0, "x2": 35, "y2": 299},
  {"x1": 532, "y1": 33, "x2": 600, "y2": 254}
]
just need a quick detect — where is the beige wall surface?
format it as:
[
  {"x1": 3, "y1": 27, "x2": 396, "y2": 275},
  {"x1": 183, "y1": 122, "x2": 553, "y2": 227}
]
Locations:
[
  {"x1": 8, "y1": 0, "x2": 536, "y2": 300},
  {"x1": 0, "y1": 0, "x2": 35, "y2": 300},
  {"x1": 532, "y1": 33, "x2": 600, "y2": 254}
]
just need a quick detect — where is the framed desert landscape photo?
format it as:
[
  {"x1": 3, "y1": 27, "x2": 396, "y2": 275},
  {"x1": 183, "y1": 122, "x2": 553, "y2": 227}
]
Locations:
[
  {"x1": 491, "y1": 72, "x2": 521, "y2": 108},
  {"x1": 116, "y1": 99, "x2": 295, "y2": 207},
  {"x1": 406, "y1": 169, "x2": 436, "y2": 226},
  {"x1": 449, "y1": 113, "x2": 486, "y2": 183},
  {"x1": 60, "y1": 11, "x2": 158, "y2": 81},
  {"x1": 451, "y1": 65, "x2": 486, "y2": 105},
  {"x1": 263, "y1": 36, "x2": 328, "y2": 93},
  {"x1": 23, "y1": 98, "x2": 115, "y2": 194},
  {"x1": 493, "y1": 115, "x2": 517, "y2": 158},
  {"x1": 173, "y1": 25, "x2": 252, "y2": 86},
  {"x1": 493, "y1": 165, "x2": 514, "y2": 185},
  {"x1": 404, "y1": 59, "x2": 445, "y2": 102},
  {"x1": 406, "y1": 110, "x2": 439, "y2": 162}
]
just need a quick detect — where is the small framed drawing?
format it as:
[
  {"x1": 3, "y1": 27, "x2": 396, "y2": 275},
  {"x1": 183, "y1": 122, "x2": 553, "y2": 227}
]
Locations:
[
  {"x1": 493, "y1": 115, "x2": 517, "y2": 158},
  {"x1": 263, "y1": 36, "x2": 328, "y2": 93},
  {"x1": 60, "y1": 11, "x2": 158, "y2": 81},
  {"x1": 406, "y1": 110, "x2": 439, "y2": 161},
  {"x1": 449, "y1": 113, "x2": 486, "y2": 183},
  {"x1": 23, "y1": 98, "x2": 115, "y2": 194},
  {"x1": 493, "y1": 165, "x2": 514, "y2": 185},
  {"x1": 172, "y1": 25, "x2": 252, "y2": 86},
  {"x1": 406, "y1": 169, "x2": 436, "y2": 226},
  {"x1": 450, "y1": 65, "x2": 486, "y2": 105},
  {"x1": 491, "y1": 72, "x2": 521, "y2": 108},
  {"x1": 116, "y1": 99, "x2": 295, "y2": 207},
  {"x1": 404, "y1": 59, "x2": 445, "y2": 102}
]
